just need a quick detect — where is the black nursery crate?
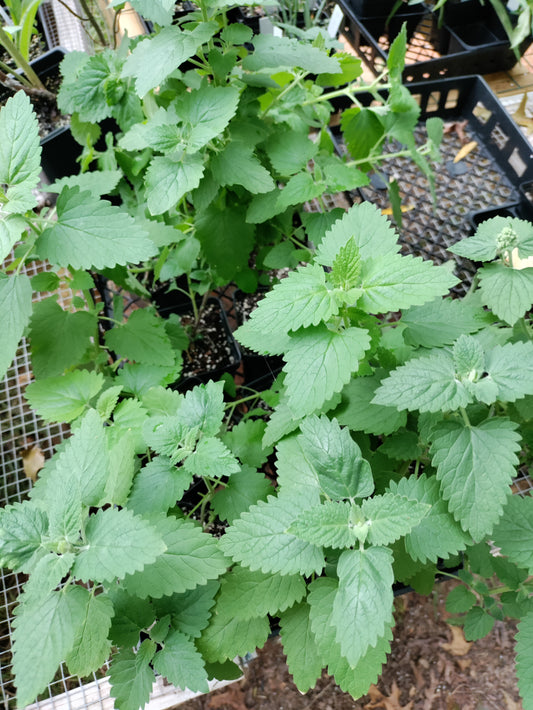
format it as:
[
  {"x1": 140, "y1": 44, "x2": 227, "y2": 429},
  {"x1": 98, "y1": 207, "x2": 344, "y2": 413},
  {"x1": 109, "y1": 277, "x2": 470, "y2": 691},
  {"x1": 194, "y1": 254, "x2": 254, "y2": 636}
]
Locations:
[
  {"x1": 333, "y1": 75, "x2": 533, "y2": 295},
  {"x1": 337, "y1": 0, "x2": 531, "y2": 81}
]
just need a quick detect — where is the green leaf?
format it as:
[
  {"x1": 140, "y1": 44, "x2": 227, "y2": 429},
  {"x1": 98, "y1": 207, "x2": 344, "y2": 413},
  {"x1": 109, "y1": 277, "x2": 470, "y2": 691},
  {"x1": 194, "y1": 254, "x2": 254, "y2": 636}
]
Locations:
[
  {"x1": 103, "y1": 430, "x2": 137, "y2": 506},
  {"x1": 19, "y1": 553, "x2": 75, "y2": 606},
  {"x1": 265, "y1": 130, "x2": 318, "y2": 175},
  {"x1": 49, "y1": 170, "x2": 122, "y2": 198},
  {"x1": 331, "y1": 547, "x2": 394, "y2": 667},
  {"x1": 154, "y1": 630, "x2": 209, "y2": 693},
  {"x1": 184, "y1": 437, "x2": 241, "y2": 479},
  {"x1": 177, "y1": 380, "x2": 224, "y2": 436},
  {"x1": 217, "y1": 566, "x2": 306, "y2": 620},
  {"x1": 299, "y1": 415, "x2": 373, "y2": 499},
  {"x1": 450, "y1": 216, "x2": 533, "y2": 261},
  {"x1": 146, "y1": 153, "x2": 205, "y2": 216},
  {"x1": 122, "y1": 23, "x2": 218, "y2": 96},
  {"x1": 36, "y1": 188, "x2": 156, "y2": 269},
  {"x1": 96, "y1": 385, "x2": 123, "y2": 420},
  {"x1": 129, "y1": 0, "x2": 175, "y2": 24},
  {"x1": 275, "y1": 435, "x2": 322, "y2": 504},
  {"x1": 446, "y1": 585, "x2": 477, "y2": 614},
  {"x1": 12, "y1": 585, "x2": 88, "y2": 707},
  {"x1": 315, "y1": 202, "x2": 400, "y2": 267},
  {"x1": 0, "y1": 215, "x2": 26, "y2": 262},
  {"x1": 485, "y1": 340, "x2": 533, "y2": 402},
  {"x1": 25, "y1": 370, "x2": 104, "y2": 423},
  {"x1": 331, "y1": 237, "x2": 361, "y2": 290},
  {"x1": 178, "y1": 84, "x2": 241, "y2": 152},
  {"x1": 32, "y1": 409, "x2": 109, "y2": 508},
  {"x1": 0, "y1": 274, "x2": 32, "y2": 379},
  {"x1": 308, "y1": 577, "x2": 393, "y2": 695},
  {"x1": 127, "y1": 456, "x2": 192, "y2": 515},
  {"x1": 73, "y1": 508, "x2": 166, "y2": 582},
  {"x1": 284, "y1": 325, "x2": 372, "y2": 417},
  {"x1": 279, "y1": 603, "x2": 323, "y2": 693},
  {"x1": 65, "y1": 592, "x2": 114, "y2": 677},
  {"x1": 104, "y1": 309, "x2": 175, "y2": 367},
  {"x1": 222, "y1": 419, "x2": 273, "y2": 468},
  {"x1": 431, "y1": 418, "x2": 521, "y2": 539},
  {"x1": 402, "y1": 297, "x2": 489, "y2": 348},
  {"x1": 277, "y1": 172, "x2": 326, "y2": 211},
  {"x1": 211, "y1": 142, "x2": 274, "y2": 193},
  {"x1": 242, "y1": 34, "x2": 340, "y2": 74},
  {"x1": 492, "y1": 496, "x2": 533, "y2": 575},
  {"x1": 301, "y1": 209, "x2": 344, "y2": 247},
  {"x1": 516, "y1": 611, "x2": 533, "y2": 710},
  {"x1": 334, "y1": 374, "x2": 407, "y2": 436},
  {"x1": 288, "y1": 501, "x2": 357, "y2": 549},
  {"x1": 362, "y1": 493, "x2": 430, "y2": 546},
  {"x1": 153, "y1": 581, "x2": 218, "y2": 641},
  {"x1": 109, "y1": 640, "x2": 156, "y2": 710},
  {"x1": 373, "y1": 351, "x2": 471, "y2": 413},
  {"x1": 0, "y1": 502, "x2": 48, "y2": 572},
  {"x1": 358, "y1": 253, "x2": 457, "y2": 313},
  {"x1": 341, "y1": 108, "x2": 384, "y2": 168},
  {"x1": 211, "y1": 465, "x2": 272, "y2": 523},
  {"x1": 478, "y1": 263, "x2": 533, "y2": 325},
  {"x1": 122, "y1": 516, "x2": 227, "y2": 598},
  {"x1": 108, "y1": 588, "x2": 155, "y2": 647},
  {"x1": 0, "y1": 91, "x2": 41, "y2": 191},
  {"x1": 388, "y1": 474, "x2": 470, "y2": 563},
  {"x1": 198, "y1": 609, "x2": 270, "y2": 664},
  {"x1": 463, "y1": 606, "x2": 495, "y2": 641},
  {"x1": 219, "y1": 494, "x2": 324, "y2": 576},
  {"x1": 29, "y1": 298, "x2": 96, "y2": 378}
]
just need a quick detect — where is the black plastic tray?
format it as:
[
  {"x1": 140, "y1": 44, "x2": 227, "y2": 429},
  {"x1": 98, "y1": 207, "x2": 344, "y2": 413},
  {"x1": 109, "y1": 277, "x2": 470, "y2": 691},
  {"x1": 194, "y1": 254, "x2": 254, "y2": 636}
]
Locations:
[
  {"x1": 331, "y1": 75, "x2": 533, "y2": 295},
  {"x1": 338, "y1": 0, "x2": 531, "y2": 82}
]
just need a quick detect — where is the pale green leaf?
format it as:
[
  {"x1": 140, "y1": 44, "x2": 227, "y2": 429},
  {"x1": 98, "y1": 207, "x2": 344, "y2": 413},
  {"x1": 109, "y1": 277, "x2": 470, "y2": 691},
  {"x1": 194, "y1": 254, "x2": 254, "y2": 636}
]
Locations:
[
  {"x1": 12, "y1": 586, "x2": 88, "y2": 707},
  {"x1": 96, "y1": 385, "x2": 123, "y2": 420},
  {"x1": 217, "y1": 566, "x2": 306, "y2": 620},
  {"x1": 388, "y1": 474, "x2": 470, "y2": 563},
  {"x1": 65, "y1": 592, "x2": 114, "y2": 677},
  {"x1": 516, "y1": 611, "x2": 533, "y2": 710},
  {"x1": 29, "y1": 297, "x2": 97, "y2": 378},
  {"x1": 36, "y1": 188, "x2": 155, "y2": 269},
  {"x1": 154, "y1": 630, "x2": 209, "y2": 692},
  {"x1": 478, "y1": 263, "x2": 533, "y2": 325},
  {"x1": 222, "y1": 419, "x2": 272, "y2": 468},
  {"x1": 463, "y1": 606, "x2": 495, "y2": 641},
  {"x1": 183, "y1": 437, "x2": 241, "y2": 479},
  {"x1": 122, "y1": 516, "x2": 227, "y2": 598},
  {"x1": 450, "y1": 216, "x2": 533, "y2": 261},
  {"x1": 129, "y1": 0, "x2": 175, "y2": 24},
  {"x1": 0, "y1": 91, "x2": 41, "y2": 190},
  {"x1": 279, "y1": 603, "x2": 323, "y2": 693},
  {"x1": 331, "y1": 547, "x2": 394, "y2": 667},
  {"x1": 373, "y1": 351, "x2": 472, "y2": 413},
  {"x1": 242, "y1": 34, "x2": 340, "y2": 73},
  {"x1": 73, "y1": 508, "x2": 166, "y2": 582},
  {"x1": 298, "y1": 415, "x2": 374, "y2": 500},
  {"x1": 198, "y1": 609, "x2": 269, "y2": 664},
  {"x1": 288, "y1": 501, "x2": 355, "y2": 549},
  {"x1": 179, "y1": 84, "x2": 241, "y2": 152},
  {"x1": 277, "y1": 172, "x2": 326, "y2": 211},
  {"x1": 103, "y1": 430, "x2": 137, "y2": 505},
  {"x1": 127, "y1": 456, "x2": 193, "y2": 515},
  {"x1": 109, "y1": 640, "x2": 156, "y2": 710},
  {"x1": 0, "y1": 274, "x2": 32, "y2": 379},
  {"x1": 219, "y1": 494, "x2": 324, "y2": 576},
  {"x1": 25, "y1": 371, "x2": 104, "y2": 423},
  {"x1": 146, "y1": 153, "x2": 205, "y2": 215},
  {"x1": 492, "y1": 496, "x2": 533, "y2": 575},
  {"x1": 49, "y1": 170, "x2": 122, "y2": 197},
  {"x1": 0, "y1": 215, "x2": 26, "y2": 262},
  {"x1": 0, "y1": 502, "x2": 48, "y2": 572},
  {"x1": 284, "y1": 325, "x2": 372, "y2": 417},
  {"x1": 122, "y1": 23, "x2": 218, "y2": 96},
  {"x1": 362, "y1": 493, "x2": 430, "y2": 546},
  {"x1": 104, "y1": 309, "x2": 175, "y2": 367},
  {"x1": 402, "y1": 297, "x2": 489, "y2": 348},
  {"x1": 274, "y1": 435, "x2": 321, "y2": 504},
  {"x1": 265, "y1": 130, "x2": 318, "y2": 176},
  {"x1": 431, "y1": 418, "x2": 521, "y2": 539},
  {"x1": 176, "y1": 380, "x2": 225, "y2": 436},
  {"x1": 446, "y1": 585, "x2": 477, "y2": 613},
  {"x1": 19, "y1": 553, "x2": 75, "y2": 607},
  {"x1": 485, "y1": 340, "x2": 533, "y2": 402}
]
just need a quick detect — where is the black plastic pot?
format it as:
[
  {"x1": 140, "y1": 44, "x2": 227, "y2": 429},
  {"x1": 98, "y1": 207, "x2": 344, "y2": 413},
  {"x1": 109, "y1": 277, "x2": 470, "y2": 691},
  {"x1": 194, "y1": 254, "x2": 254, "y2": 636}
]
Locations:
[{"x1": 468, "y1": 202, "x2": 525, "y2": 234}]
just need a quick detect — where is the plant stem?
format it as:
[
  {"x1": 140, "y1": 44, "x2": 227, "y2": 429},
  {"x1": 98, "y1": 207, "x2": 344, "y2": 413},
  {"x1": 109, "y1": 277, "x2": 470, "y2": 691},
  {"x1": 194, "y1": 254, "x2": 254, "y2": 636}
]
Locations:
[
  {"x1": 346, "y1": 143, "x2": 431, "y2": 168},
  {"x1": 261, "y1": 71, "x2": 307, "y2": 117},
  {"x1": 0, "y1": 25, "x2": 45, "y2": 89},
  {"x1": 302, "y1": 77, "x2": 391, "y2": 107},
  {"x1": 459, "y1": 407, "x2": 471, "y2": 427},
  {"x1": 77, "y1": 0, "x2": 108, "y2": 46}
]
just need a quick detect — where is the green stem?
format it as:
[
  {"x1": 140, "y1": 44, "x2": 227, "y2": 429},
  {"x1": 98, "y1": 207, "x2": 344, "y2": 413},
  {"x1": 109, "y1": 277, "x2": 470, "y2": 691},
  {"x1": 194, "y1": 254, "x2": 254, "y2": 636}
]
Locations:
[
  {"x1": 346, "y1": 143, "x2": 432, "y2": 168},
  {"x1": 0, "y1": 25, "x2": 44, "y2": 88},
  {"x1": 77, "y1": 0, "x2": 108, "y2": 46},
  {"x1": 14, "y1": 244, "x2": 34, "y2": 276},
  {"x1": 302, "y1": 76, "x2": 391, "y2": 107},
  {"x1": 262, "y1": 71, "x2": 307, "y2": 117},
  {"x1": 459, "y1": 407, "x2": 471, "y2": 427}
]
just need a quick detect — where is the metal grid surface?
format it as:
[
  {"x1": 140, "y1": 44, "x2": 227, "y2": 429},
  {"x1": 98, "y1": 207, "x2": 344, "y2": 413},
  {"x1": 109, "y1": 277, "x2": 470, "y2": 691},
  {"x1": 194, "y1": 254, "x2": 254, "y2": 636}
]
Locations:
[
  {"x1": 339, "y1": 120, "x2": 516, "y2": 295},
  {"x1": 39, "y1": 0, "x2": 94, "y2": 52}
]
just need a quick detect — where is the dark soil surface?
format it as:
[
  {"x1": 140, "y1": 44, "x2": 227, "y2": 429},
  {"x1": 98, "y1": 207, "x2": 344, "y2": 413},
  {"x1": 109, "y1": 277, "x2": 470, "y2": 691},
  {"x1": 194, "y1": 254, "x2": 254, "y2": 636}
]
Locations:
[
  {"x1": 181, "y1": 301, "x2": 239, "y2": 379},
  {"x1": 181, "y1": 581, "x2": 523, "y2": 710}
]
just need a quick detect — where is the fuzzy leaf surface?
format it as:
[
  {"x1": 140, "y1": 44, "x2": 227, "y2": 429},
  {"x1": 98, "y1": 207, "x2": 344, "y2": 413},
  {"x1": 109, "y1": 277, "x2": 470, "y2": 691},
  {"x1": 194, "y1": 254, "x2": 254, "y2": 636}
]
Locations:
[
  {"x1": 25, "y1": 371, "x2": 104, "y2": 423},
  {"x1": 274, "y1": 435, "x2": 321, "y2": 504},
  {"x1": 153, "y1": 630, "x2": 209, "y2": 693},
  {"x1": 331, "y1": 547, "x2": 394, "y2": 667},
  {"x1": 0, "y1": 274, "x2": 32, "y2": 380},
  {"x1": 450, "y1": 216, "x2": 533, "y2": 261},
  {"x1": 334, "y1": 374, "x2": 407, "y2": 435},
  {"x1": 0, "y1": 91, "x2": 41, "y2": 190},
  {"x1": 219, "y1": 495, "x2": 324, "y2": 576},
  {"x1": 104, "y1": 309, "x2": 175, "y2": 367},
  {"x1": 478, "y1": 263, "x2": 533, "y2": 325},
  {"x1": 73, "y1": 508, "x2": 166, "y2": 582},
  {"x1": 122, "y1": 516, "x2": 227, "y2": 598},
  {"x1": 127, "y1": 457, "x2": 192, "y2": 515},
  {"x1": 145, "y1": 153, "x2": 205, "y2": 215},
  {"x1": 211, "y1": 465, "x2": 272, "y2": 523},
  {"x1": 217, "y1": 566, "x2": 306, "y2": 620},
  {"x1": 178, "y1": 85, "x2": 241, "y2": 152},
  {"x1": 242, "y1": 34, "x2": 340, "y2": 73},
  {"x1": 0, "y1": 503, "x2": 48, "y2": 572},
  {"x1": 288, "y1": 501, "x2": 355, "y2": 549},
  {"x1": 299, "y1": 415, "x2": 373, "y2": 499},
  {"x1": 211, "y1": 142, "x2": 274, "y2": 193},
  {"x1": 284, "y1": 325, "x2": 372, "y2": 417},
  {"x1": 65, "y1": 591, "x2": 114, "y2": 677},
  {"x1": 492, "y1": 496, "x2": 533, "y2": 574},
  {"x1": 36, "y1": 188, "x2": 155, "y2": 269},
  {"x1": 388, "y1": 474, "x2": 470, "y2": 563},
  {"x1": 402, "y1": 297, "x2": 489, "y2": 348},
  {"x1": 484, "y1": 340, "x2": 533, "y2": 401},
  {"x1": 154, "y1": 580, "x2": 219, "y2": 639},
  {"x1": 198, "y1": 612, "x2": 270, "y2": 664},
  {"x1": 108, "y1": 640, "x2": 156, "y2": 710},
  {"x1": 279, "y1": 603, "x2": 323, "y2": 693},
  {"x1": 362, "y1": 493, "x2": 430, "y2": 546},
  {"x1": 431, "y1": 418, "x2": 520, "y2": 539},
  {"x1": 183, "y1": 437, "x2": 241, "y2": 480}
]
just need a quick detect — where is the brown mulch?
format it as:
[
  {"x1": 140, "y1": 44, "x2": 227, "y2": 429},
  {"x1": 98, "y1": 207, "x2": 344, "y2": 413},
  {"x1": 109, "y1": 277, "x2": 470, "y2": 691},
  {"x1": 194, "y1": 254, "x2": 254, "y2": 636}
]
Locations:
[{"x1": 182, "y1": 581, "x2": 522, "y2": 710}]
